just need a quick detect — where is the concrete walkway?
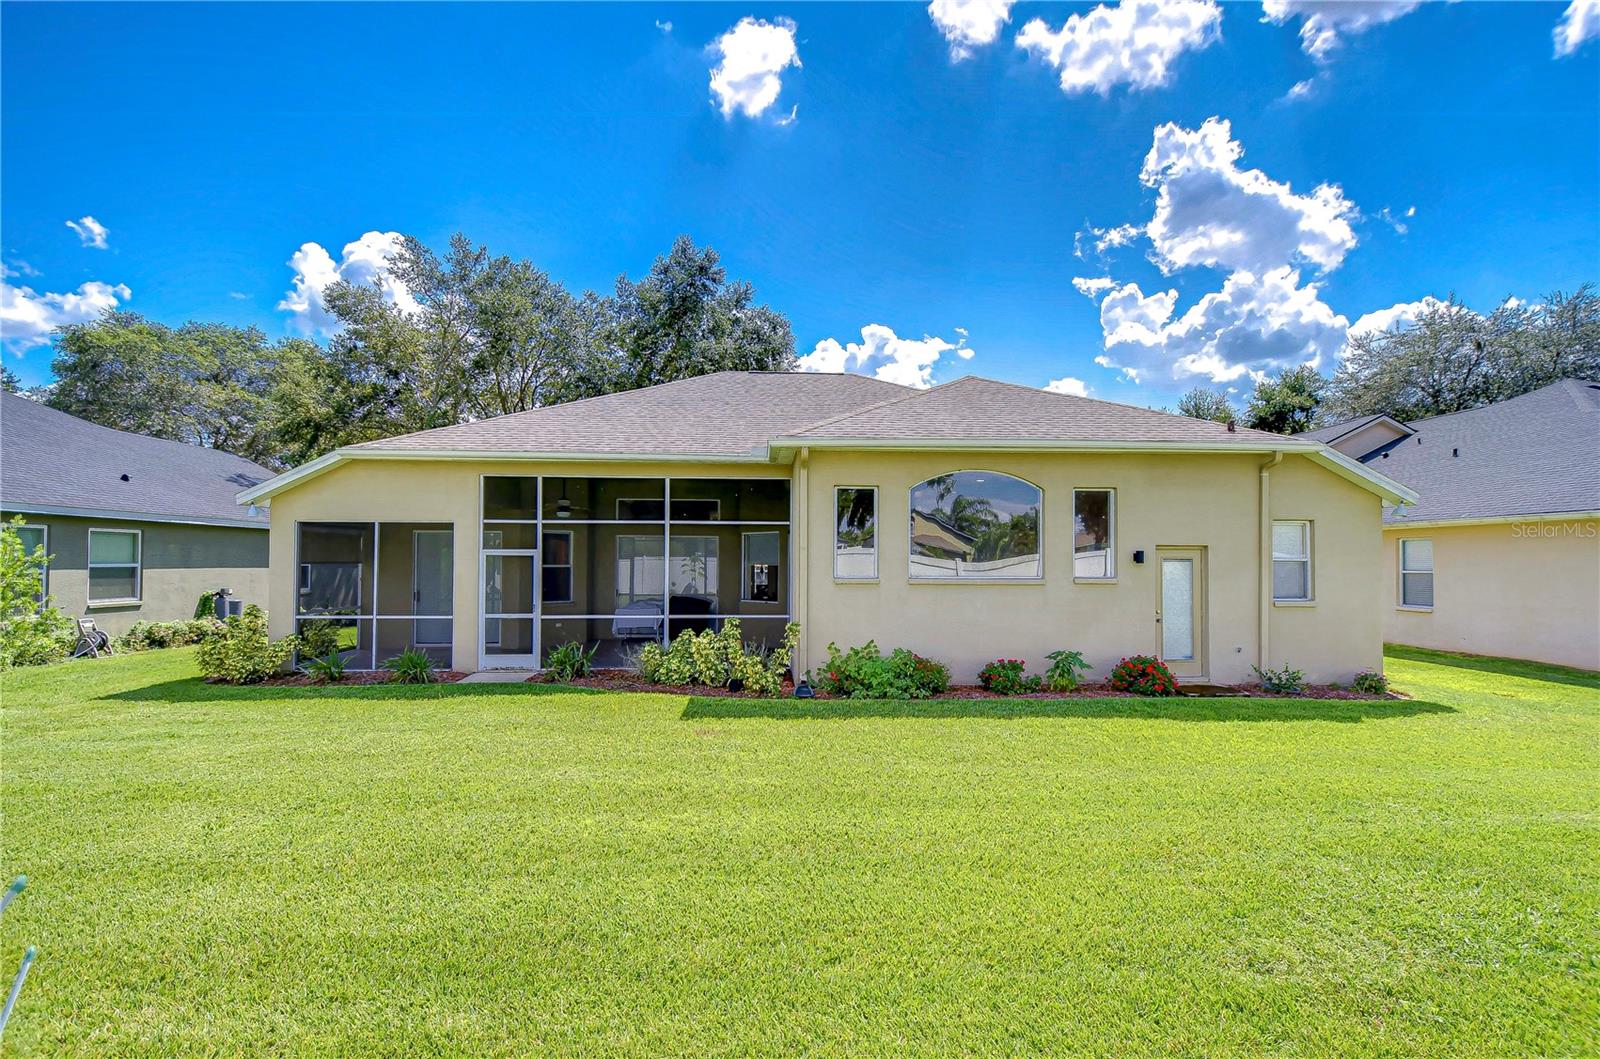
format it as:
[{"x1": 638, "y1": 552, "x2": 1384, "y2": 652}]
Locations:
[{"x1": 458, "y1": 671, "x2": 535, "y2": 684}]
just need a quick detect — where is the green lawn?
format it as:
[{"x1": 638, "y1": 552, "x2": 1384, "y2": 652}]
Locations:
[{"x1": 2, "y1": 648, "x2": 1596, "y2": 1057}]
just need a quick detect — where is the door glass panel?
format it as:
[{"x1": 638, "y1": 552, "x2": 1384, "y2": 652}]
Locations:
[
  {"x1": 485, "y1": 618, "x2": 535, "y2": 657},
  {"x1": 1161, "y1": 558, "x2": 1195, "y2": 661},
  {"x1": 484, "y1": 554, "x2": 536, "y2": 615}
]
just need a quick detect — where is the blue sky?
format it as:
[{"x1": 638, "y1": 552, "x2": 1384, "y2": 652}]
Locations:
[{"x1": 3, "y1": 1, "x2": 1596, "y2": 405}]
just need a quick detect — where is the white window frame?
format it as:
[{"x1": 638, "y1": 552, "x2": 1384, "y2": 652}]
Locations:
[
  {"x1": 908, "y1": 470, "x2": 1045, "y2": 583},
  {"x1": 741, "y1": 530, "x2": 782, "y2": 604},
  {"x1": 87, "y1": 527, "x2": 142, "y2": 605},
  {"x1": 1271, "y1": 519, "x2": 1313, "y2": 603},
  {"x1": 1399, "y1": 537, "x2": 1434, "y2": 610},
  {"x1": 1072, "y1": 487, "x2": 1116, "y2": 581},
  {"x1": 14, "y1": 524, "x2": 48, "y2": 602},
  {"x1": 833, "y1": 486, "x2": 878, "y2": 581},
  {"x1": 541, "y1": 529, "x2": 574, "y2": 605}
]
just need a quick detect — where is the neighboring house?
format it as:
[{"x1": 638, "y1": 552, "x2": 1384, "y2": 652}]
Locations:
[
  {"x1": 0, "y1": 392, "x2": 272, "y2": 634},
  {"x1": 1302, "y1": 379, "x2": 1600, "y2": 671},
  {"x1": 238, "y1": 372, "x2": 1415, "y2": 684}
]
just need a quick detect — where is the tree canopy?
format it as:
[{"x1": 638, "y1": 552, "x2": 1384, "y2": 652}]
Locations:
[
  {"x1": 1174, "y1": 387, "x2": 1236, "y2": 424},
  {"x1": 1245, "y1": 365, "x2": 1325, "y2": 435}
]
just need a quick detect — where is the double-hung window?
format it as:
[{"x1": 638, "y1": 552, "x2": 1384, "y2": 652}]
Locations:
[
  {"x1": 1399, "y1": 538, "x2": 1434, "y2": 608},
  {"x1": 88, "y1": 528, "x2": 142, "y2": 604},
  {"x1": 1072, "y1": 489, "x2": 1115, "y2": 579},
  {"x1": 1271, "y1": 521, "x2": 1312, "y2": 602},
  {"x1": 834, "y1": 487, "x2": 877, "y2": 580},
  {"x1": 741, "y1": 531, "x2": 781, "y2": 602}
]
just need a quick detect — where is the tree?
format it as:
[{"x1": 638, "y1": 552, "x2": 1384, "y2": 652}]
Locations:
[
  {"x1": 47, "y1": 313, "x2": 296, "y2": 467},
  {"x1": 0, "y1": 365, "x2": 20, "y2": 393},
  {"x1": 601, "y1": 235, "x2": 795, "y2": 393},
  {"x1": 1325, "y1": 286, "x2": 1599, "y2": 422},
  {"x1": 1245, "y1": 365, "x2": 1325, "y2": 434},
  {"x1": 1175, "y1": 387, "x2": 1236, "y2": 423}
]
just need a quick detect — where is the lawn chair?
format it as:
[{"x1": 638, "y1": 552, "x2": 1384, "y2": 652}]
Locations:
[
  {"x1": 0, "y1": 876, "x2": 36, "y2": 1041},
  {"x1": 71, "y1": 617, "x2": 113, "y2": 659}
]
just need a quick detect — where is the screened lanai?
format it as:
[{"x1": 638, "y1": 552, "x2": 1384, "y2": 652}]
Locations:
[
  {"x1": 295, "y1": 521, "x2": 455, "y2": 670},
  {"x1": 482, "y1": 475, "x2": 792, "y2": 669}
]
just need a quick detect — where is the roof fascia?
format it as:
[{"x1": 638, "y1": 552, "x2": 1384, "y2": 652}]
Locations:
[
  {"x1": 1383, "y1": 509, "x2": 1600, "y2": 530},
  {"x1": 0, "y1": 502, "x2": 268, "y2": 530}
]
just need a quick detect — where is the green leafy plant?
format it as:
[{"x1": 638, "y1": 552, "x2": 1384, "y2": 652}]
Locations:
[
  {"x1": 544, "y1": 641, "x2": 598, "y2": 683},
  {"x1": 116, "y1": 618, "x2": 225, "y2": 653},
  {"x1": 1109, "y1": 655, "x2": 1179, "y2": 696},
  {"x1": 1351, "y1": 669, "x2": 1389, "y2": 695},
  {"x1": 1044, "y1": 649, "x2": 1092, "y2": 692},
  {"x1": 978, "y1": 658, "x2": 1039, "y2": 695},
  {"x1": 296, "y1": 621, "x2": 345, "y2": 661},
  {"x1": 0, "y1": 517, "x2": 75, "y2": 669},
  {"x1": 630, "y1": 620, "x2": 800, "y2": 696},
  {"x1": 196, "y1": 605, "x2": 296, "y2": 684},
  {"x1": 303, "y1": 652, "x2": 348, "y2": 684},
  {"x1": 385, "y1": 648, "x2": 437, "y2": 685},
  {"x1": 1252, "y1": 663, "x2": 1307, "y2": 694},
  {"x1": 814, "y1": 641, "x2": 951, "y2": 699}
]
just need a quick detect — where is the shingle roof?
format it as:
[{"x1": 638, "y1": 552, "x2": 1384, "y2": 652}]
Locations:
[
  {"x1": 243, "y1": 370, "x2": 1416, "y2": 506},
  {"x1": 782, "y1": 375, "x2": 1295, "y2": 446},
  {"x1": 352, "y1": 371, "x2": 909, "y2": 457},
  {"x1": 1299, "y1": 414, "x2": 1387, "y2": 445},
  {"x1": 1373, "y1": 379, "x2": 1600, "y2": 524},
  {"x1": 1, "y1": 393, "x2": 272, "y2": 528}
]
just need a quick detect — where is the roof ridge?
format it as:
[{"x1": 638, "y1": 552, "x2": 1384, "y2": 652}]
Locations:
[{"x1": 781, "y1": 377, "x2": 931, "y2": 437}]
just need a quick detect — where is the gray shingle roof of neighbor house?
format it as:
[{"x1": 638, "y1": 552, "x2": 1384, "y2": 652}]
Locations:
[
  {"x1": 0, "y1": 392, "x2": 272, "y2": 528},
  {"x1": 240, "y1": 370, "x2": 1418, "y2": 505},
  {"x1": 1298, "y1": 414, "x2": 1400, "y2": 445},
  {"x1": 1338, "y1": 379, "x2": 1600, "y2": 525}
]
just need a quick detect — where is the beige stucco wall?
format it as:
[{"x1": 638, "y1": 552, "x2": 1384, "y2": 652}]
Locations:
[
  {"x1": 263, "y1": 451, "x2": 1384, "y2": 682},
  {"x1": 1, "y1": 512, "x2": 268, "y2": 636},
  {"x1": 1382, "y1": 519, "x2": 1600, "y2": 671},
  {"x1": 801, "y1": 450, "x2": 1382, "y2": 685}
]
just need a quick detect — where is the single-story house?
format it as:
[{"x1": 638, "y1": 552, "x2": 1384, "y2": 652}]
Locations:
[
  {"x1": 1, "y1": 392, "x2": 272, "y2": 634},
  {"x1": 238, "y1": 372, "x2": 1416, "y2": 684},
  {"x1": 1301, "y1": 379, "x2": 1599, "y2": 671}
]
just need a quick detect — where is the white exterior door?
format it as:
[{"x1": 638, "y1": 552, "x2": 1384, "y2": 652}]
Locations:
[
  {"x1": 480, "y1": 548, "x2": 539, "y2": 669},
  {"x1": 1156, "y1": 547, "x2": 1207, "y2": 681}
]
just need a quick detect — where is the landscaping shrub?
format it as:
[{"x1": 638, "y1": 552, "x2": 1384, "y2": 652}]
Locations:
[
  {"x1": 978, "y1": 658, "x2": 1040, "y2": 695},
  {"x1": 116, "y1": 618, "x2": 225, "y2": 653},
  {"x1": 815, "y1": 641, "x2": 950, "y2": 699},
  {"x1": 296, "y1": 621, "x2": 343, "y2": 662},
  {"x1": 1351, "y1": 669, "x2": 1389, "y2": 694},
  {"x1": 303, "y1": 652, "x2": 348, "y2": 684},
  {"x1": 196, "y1": 605, "x2": 296, "y2": 684},
  {"x1": 1109, "y1": 655, "x2": 1178, "y2": 696},
  {"x1": 544, "y1": 641, "x2": 598, "y2": 683},
  {"x1": 1044, "y1": 649, "x2": 1092, "y2": 692},
  {"x1": 0, "y1": 517, "x2": 75, "y2": 669},
  {"x1": 1252, "y1": 663, "x2": 1307, "y2": 694},
  {"x1": 384, "y1": 648, "x2": 437, "y2": 684},
  {"x1": 632, "y1": 620, "x2": 800, "y2": 696}
]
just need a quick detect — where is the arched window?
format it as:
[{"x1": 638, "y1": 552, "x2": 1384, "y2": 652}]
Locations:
[{"x1": 908, "y1": 472, "x2": 1042, "y2": 579}]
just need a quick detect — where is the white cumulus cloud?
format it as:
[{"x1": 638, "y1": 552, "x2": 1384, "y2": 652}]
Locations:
[
  {"x1": 1, "y1": 279, "x2": 130, "y2": 351},
  {"x1": 65, "y1": 216, "x2": 109, "y2": 249},
  {"x1": 1045, "y1": 376, "x2": 1090, "y2": 397},
  {"x1": 1072, "y1": 276, "x2": 1118, "y2": 297},
  {"x1": 1141, "y1": 117, "x2": 1358, "y2": 274},
  {"x1": 1261, "y1": 0, "x2": 1422, "y2": 61},
  {"x1": 1081, "y1": 267, "x2": 1349, "y2": 384},
  {"x1": 1346, "y1": 295, "x2": 1449, "y2": 340},
  {"x1": 928, "y1": 0, "x2": 1014, "y2": 60},
  {"x1": 278, "y1": 231, "x2": 419, "y2": 335},
  {"x1": 709, "y1": 17, "x2": 801, "y2": 119},
  {"x1": 1017, "y1": 0, "x2": 1221, "y2": 95},
  {"x1": 1555, "y1": 0, "x2": 1600, "y2": 56},
  {"x1": 797, "y1": 323, "x2": 973, "y2": 389}
]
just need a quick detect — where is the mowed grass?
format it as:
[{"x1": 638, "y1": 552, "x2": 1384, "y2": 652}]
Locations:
[{"x1": 2, "y1": 648, "x2": 1596, "y2": 1057}]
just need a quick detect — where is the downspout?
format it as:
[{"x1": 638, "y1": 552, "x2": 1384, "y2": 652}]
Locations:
[
  {"x1": 1259, "y1": 451, "x2": 1283, "y2": 670},
  {"x1": 794, "y1": 447, "x2": 810, "y2": 680}
]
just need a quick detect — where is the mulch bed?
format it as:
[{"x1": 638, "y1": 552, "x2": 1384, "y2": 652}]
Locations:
[
  {"x1": 252, "y1": 670, "x2": 468, "y2": 687},
  {"x1": 531, "y1": 670, "x2": 1395, "y2": 700}
]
